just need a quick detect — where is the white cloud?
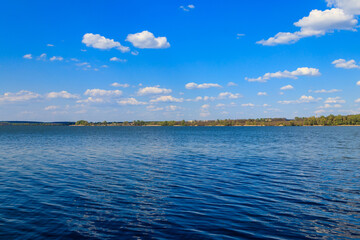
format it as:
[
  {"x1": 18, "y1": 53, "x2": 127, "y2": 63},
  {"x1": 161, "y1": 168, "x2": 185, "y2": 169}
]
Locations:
[
  {"x1": 332, "y1": 59, "x2": 360, "y2": 69},
  {"x1": 237, "y1": 33, "x2": 245, "y2": 39},
  {"x1": 319, "y1": 103, "x2": 342, "y2": 108},
  {"x1": 166, "y1": 105, "x2": 182, "y2": 111},
  {"x1": 246, "y1": 67, "x2": 320, "y2": 82},
  {"x1": 23, "y1": 54, "x2": 32, "y2": 59},
  {"x1": 37, "y1": 53, "x2": 47, "y2": 61},
  {"x1": 110, "y1": 57, "x2": 127, "y2": 62},
  {"x1": 180, "y1": 4, "x2": 195, "y2": 11},
  {"x1": 280, "y1": 85, "x2": 294, "y2": 90},
  {"x1": 118, "y1": 98, "x2": 147, "y2": 105},
  {"x1": 84, "y1": 89, "x2": 122, "y2": 97},
  {"x1": 216, "y1": 103, "x2": 225, "y2": 107},
  {"x1": 201, "y1": 104, "x2": 210, "y2": 109},
  {"x1": 147, "y1": 105, "x2": 163, "y2": 111},
  {"x1": 242, "y1": 103, "x2": 255, "y2": 107},
  {"x1": 278, "y1": 95, "x2": 322, "y2": 104},
  {"x1": 50, "y1": 56, "x2": 63, "y2": 61},
  {"x1": 111, "y1": 82, "x2": 130, "y2": 88},
  {"x1": 326, "y1": 0, "x2": 360, "y2": 15},
  {"x1": 257, "y1": 92, "x2": 267, "y2": 96},
  {"x1": 355, "y1": 98, "x2": 360, "y2": 103},
  {"x1": 324, "y1": 96, "x2": 346, "y2": 103},
  {"x1": 227, "y1": 82, "x2": 238, "y2": 86},
  {"x1": 77, "y1": 97, "x2": 105, "y2": 104},
  {"x1": 0, "y1": 90, "x2": 41, "y2": 102},
  {"x1": 357, "y1": 81, "x2": 360, "y2": 86},
  {"x1": 47, "y1": 44, "x2": 54, "y2": 47},
  {"x1": 185, "y1": 82, "x2": 222, "y2": 89},
  {"x1": 257, "y1": 8, "x2": 358, "y2": 46},
  {"x1": 137, "y1": 86, "x2": 172, "y2": 95},
  {"x1": 310, "y1": 89, "x2": 342, "y2": 93},
  {"x1": 44, "y1": 105, "x2": 58, "y2": 111},
  {"x1": 47, "y1": 91, "x2": 79, "y2": 99},
  {"x1": 131, "y1": 50, "x2": 139, "y2": 56},
  {"x1": 82, "y1": 33, "x2": 130, "y2": 52},
  {"x1": 126, "y1": 31, "x2": 170, "y2": 49},
  {"x1": 150, "y1": 95, "x2": 183, "y2": 103},
  {"x1": 218, "y1": 92, "x2": 242, "y2": 99}
]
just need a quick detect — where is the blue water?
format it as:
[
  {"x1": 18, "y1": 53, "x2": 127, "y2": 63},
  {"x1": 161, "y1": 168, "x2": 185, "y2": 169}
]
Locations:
[{"x1": 0, "y1": 126, "x2": 359, "y2": 239}]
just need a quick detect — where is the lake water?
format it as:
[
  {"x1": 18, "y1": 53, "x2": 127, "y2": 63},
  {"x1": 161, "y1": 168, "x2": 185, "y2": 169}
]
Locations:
[{"x1": 0, "y1": 126, "x2": 359, "y2": 239}]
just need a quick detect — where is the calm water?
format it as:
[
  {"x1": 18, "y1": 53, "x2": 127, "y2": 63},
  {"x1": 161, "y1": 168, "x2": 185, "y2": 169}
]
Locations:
[{"x1": 0, "y1": 126, "x2": 359, "y2": 239}]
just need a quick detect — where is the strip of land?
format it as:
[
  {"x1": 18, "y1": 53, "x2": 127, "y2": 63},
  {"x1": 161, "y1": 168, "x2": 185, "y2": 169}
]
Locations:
[{"x1": 1, "y1": 114, "x2": 360, "y2": 126}]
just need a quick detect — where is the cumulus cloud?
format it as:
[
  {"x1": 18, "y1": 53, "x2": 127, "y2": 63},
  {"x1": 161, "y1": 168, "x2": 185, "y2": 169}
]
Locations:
[
  {"x1": 126, "y1": 31, "x2": 170, "y2": 49},
  {"x1": 218, "y1": 92, "x2": 242, "y2": 99},
  {"x1": 118, "y1": 98, "x2": 147, "y2": 105},
  {"x1": 257, "y1": 7, "x2": 358, "y2": 46},
  {"x1": 309, "y1": 89, "x2": 342, "y2": 93},
  {"x1": 149, "y1": 95, "x2": 183, "y2": 103},
  {"x1": 324, "y1": 96, "x2": 346, "y2": 103},
  {"x1": 50, "y1": 56, "x2": 63, "y2": 61},
  {"x1": 37, "y1": 53, "x2": 47, "y2": 61},
  {"x1": 246, "y1": 67, "x2": 320, "y2": 82},
  {"x1": 278, "y1": 95, "x2": 322, "y2": 104},
  {"x1": 257, "y1": 92, "x2": 267, "y2": 96},
  {"x1": 355, "y1": 98, "x2": 360, "y2": 103},
  {"x1": 110, "y1": 57, "x2": 127, "y2": 62},
  {"x1": 241, "y1": 103, "x2": 255, "y2": 107},
  {"x1": 23, "y1": 54, "x2": 32, "y2": 59},
  {"x1": 44, "y1": 105, "x2": 58, "y2": 111},
  {"x1": 319, "y1": 103, "x2": 342, "y2": 108},
  {"x1": 77, "y1": 97, "x2": 105, "y2": 104},
  {"x1": 111, "y1": 82, "x2": 130, "y2": 88},
  {"x1": 82, "y1": 33, "x2": 130, "y2": 52},
  {"x1": 146, "y1": 105, "x2": 163, "y2": 111},
  {"x1": 180, "y1": 4, "x2": 195, "y2": 11},
  {"x1": 280, "y1": 85, "x2": 294, "y2": 90},
  {"x1": 47, "y1": 91, "x2": 79, "y2": 99},
  {"x1": 84, "y1": 89, "x2": 122, "y2": 97},
  {"x1": 0, "y1": 90, "x2": 41, "y2": 102},
  {"x1": 227, "y1": 82, "x2": 238, "y2": 86},
  {"x1": 357, "y1": 81, "x2": 360, "y2": 86},
  {"x1": 137, "y1": 86, "x2": 172, "y2": 95},
  {"x1": 326, "y1": 0, "x2": 360, "y2": 15},
  {"x1": 185, "y1": 82, "x2": 222, "y2": 89},
  {"x1": 332, "y1": 59, "x2": 360, "y2": 69}
]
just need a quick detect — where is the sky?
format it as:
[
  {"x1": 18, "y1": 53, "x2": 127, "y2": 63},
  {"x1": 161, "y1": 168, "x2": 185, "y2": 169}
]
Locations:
[{"x1": 0, "y1": 0, "x2": 360, "y2": 122}]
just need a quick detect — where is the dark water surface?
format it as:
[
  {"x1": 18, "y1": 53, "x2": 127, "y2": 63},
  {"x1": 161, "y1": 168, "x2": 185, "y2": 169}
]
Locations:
[{"x1": 0, "y1": 126, "x2": 359, "y2": 239}]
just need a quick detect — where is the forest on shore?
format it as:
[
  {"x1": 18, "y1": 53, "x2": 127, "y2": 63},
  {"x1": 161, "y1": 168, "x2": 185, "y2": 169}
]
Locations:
[{"x1": 74, "y1": 114, "x2": 360, "y2": 127}]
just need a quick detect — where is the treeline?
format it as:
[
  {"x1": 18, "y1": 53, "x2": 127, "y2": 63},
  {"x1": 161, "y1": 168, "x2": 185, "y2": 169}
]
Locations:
[
  {"x1": 74, "y1": 114, "x2": 360, "y2": 127},
  {"x1": 0, "y1": 121, "x2": 74, "y2": 126}
]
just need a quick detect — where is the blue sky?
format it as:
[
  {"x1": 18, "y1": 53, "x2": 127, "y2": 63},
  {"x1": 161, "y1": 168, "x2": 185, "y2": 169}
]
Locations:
[{"x1": 1, "y1": 0, "x2": 360, "y2": 121}]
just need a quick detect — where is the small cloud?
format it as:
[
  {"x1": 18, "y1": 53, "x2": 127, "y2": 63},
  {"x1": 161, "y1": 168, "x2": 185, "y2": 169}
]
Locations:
[
  {"x1": 185, "y1": 82, "x2": 222, "y2": 89},
  {"x1": 201, "y1": 104, "x2": 210, "y2": 109},
  {"x1": 332, "y1": 59, "x2": 360, "y2": 69},
  {"x1": 355, "y1": 98, "x2": 360, "y2": 103},
  {"x1": 23, "y1": 54, "x2": 32, "y2": 59},
  {"x1": 357, "y1": 81, "x2": 360, "y2": 86},
  {"x1": 309, "y1": 89, "x2": 342, "y2": 93},
  {"x1": 111, "y1": 82, "x2": 130, "y2": 88},
  {"x1": 280, "y1": 85, "x2": 294, "y2": 90},
  {"x1": 110, "y1": 57, "x2": 127, "y2": 62},
  {"x1": 246, "y1": 67, "x2": 320, "y2": 83},
  {"x1": 324, "y1": 97, "x2": 345, "y2": 104},
  {"x1": 101, "y1": 65, "x2": 109, "y2": 68},
  {"x1": 150, "y1": 95, "x2": 183, "y2": 103},
  {"x1": 126, "y1": 31, "x2": 170, "y2": 49},
  {"x1": 44, "y1": 105, "x2": 58, "y2": 111},
  {"x1": 241, "y1": 103, "x2": 255, "y2": 107},
  {"x1": 118, "y1": 98, "x2": 147, "y2": 105},
  {"x1": 227, "y1": 82, "x2": 238, "y2": 87},
  {"x1": 138, "y1": 86, "x2": 172, "y2": 95},
  {"x1": 218, "y1": 92, "x2": 242, "y2": 99},
  {"x1": 180, "y1": 4, "x2": 195, "y2": 11},
  {"x1": 47, "y1": 91, "x2": 79, "y2": 99},
  {"x1": 84, "y1": 89, "x2": 122, "y2": 97},
  {"x1": 257, "y1": 92, "x2": 267, "y2": 96},
  {"x1": 236, "y1": 33, "x2": 245, "y2": 39},
  {"x1": 131, "y1": 50, "x2": 139, "y2": 56},
  {"x1": 50, "y1": 56, "x2": 63, "y2": 61},
  {"x1": 278, "y1": 95, "x2": 322, "y2": 104},
  {"x1": 47, "y1": 44, "x2": 54, "y2": 47},
  {"x1": 77, "y1": 97, "x2": 105, "y2": 104},
  {"x1": 37, "y1": 53, "x2": 47, "y2": 61},
  {"x1": 0, "y1": 90, "x2": 41, "y2": 102},
  {"x1": 82, "y1": 33, "x2": 130, "y2": 52}
]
